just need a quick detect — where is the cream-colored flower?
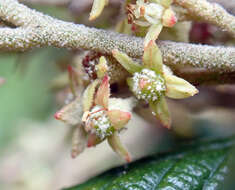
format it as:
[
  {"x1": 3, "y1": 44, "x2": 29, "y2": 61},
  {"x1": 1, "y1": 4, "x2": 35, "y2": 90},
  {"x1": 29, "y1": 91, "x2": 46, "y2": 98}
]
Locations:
[
  {"x1": 127, "y1": 0, "x2": 177, "y2": 47},
  {"x1": 113, "y1": 41, "x2": 198, "y2": 128},
  {"x1": 55, "y1": 57, "x2": 134, "y2": 162}
]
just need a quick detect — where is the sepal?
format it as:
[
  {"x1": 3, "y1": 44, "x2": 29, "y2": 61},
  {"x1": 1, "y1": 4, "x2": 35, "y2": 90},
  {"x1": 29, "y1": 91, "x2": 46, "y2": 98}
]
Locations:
[
  {"x1": 82, "y1": 79, "x2": 100, "y2": 112},
  {"x1": 71, "y1": 126, "x2": 87, "y2": 158},
  {"x1": 165, "y1": 73, "x2": 199, "y2": 99},
  {"x1": 107, "y1": 110, "x2": 131, "y2": 130},
  {"x1": 143, "y1": 40, "x2": 163, "y2": 72},
  {"x1": 112, "y1": 49, "x2": 142, "y2": 74},
  {"x1": 108, "y1": 132, "x2": 131, "y2": 162},
  {"x1": 144, "y1": 24, "x2": 163, "y2": 48},
  {"x1": 149, "y1": 97, "x2": 171, "y2": 129},
  {"x1": 89, "y1": 0, "x2": 109, "y2": 20},
  {"x1": 54, "y1": 97, "x2": 83, "y2": 125},
  {"x1": 94, "y1": 75, "x2": 110, "y2": 109}
]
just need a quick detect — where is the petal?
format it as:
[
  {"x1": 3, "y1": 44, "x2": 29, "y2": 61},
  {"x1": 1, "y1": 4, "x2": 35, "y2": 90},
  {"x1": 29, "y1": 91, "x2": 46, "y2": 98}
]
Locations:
[
  {"x1": 112, "y1": 49, "x2": 142, "y2": 74},
  {"x1": 82, "y1": 79, "x2": 100, "y2": 112},
  {"x1": 144, "y1": 24, "x2": 163, "y2": 48},
  {"x1": 71, "y1": 125, "x2": 87, "y2": 158},
  {"x1": 108, "y1": 132, "x2": 131, "y2": 162},
  {"x1": 107, "y1": 110, "x2": 131, "y2": 130},
  {"x1": 165, "y1": 74, "x2": 199, "y2": 99},
  {"x1": 96, "y1": 56, "x2": 108, "y2": 79},
  {"x1": 143, "y1": 40, "x2": 163, "y2": 72},
  {"x1": 54, "y1": 97, "x2": 83, "y2": 125},
  {"x1": 149, "y1": 97, "x2": 171, "y2": 129},
  {"x1": 89, "y1": 0, "x2": 108, "y2": 20},
  {"x1": 94, "y1": 75, "x2": 110, "y2": 109}
]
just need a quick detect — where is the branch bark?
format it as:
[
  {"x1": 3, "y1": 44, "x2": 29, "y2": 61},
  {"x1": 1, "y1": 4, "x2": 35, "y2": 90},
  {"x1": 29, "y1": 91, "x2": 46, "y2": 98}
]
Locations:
[
  {"x1": 174, "y1": 0, "x2": 235, "y2": 38},
  {"x1": 0, "y1": 0, "x2": 235, "y2": 76},
  {"x1": 208, "y1": 0, "x2": 235, "y2": 15}
]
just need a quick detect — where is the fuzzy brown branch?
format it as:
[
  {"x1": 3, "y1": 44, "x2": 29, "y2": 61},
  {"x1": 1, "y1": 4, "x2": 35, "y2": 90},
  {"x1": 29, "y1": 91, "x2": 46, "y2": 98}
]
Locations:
[
  {"x1": 0, "y1": 0, "x2": 235, "y2": 77},
  {"x1": 174, "y1": 0, "x2": 235, "y2": 38}
]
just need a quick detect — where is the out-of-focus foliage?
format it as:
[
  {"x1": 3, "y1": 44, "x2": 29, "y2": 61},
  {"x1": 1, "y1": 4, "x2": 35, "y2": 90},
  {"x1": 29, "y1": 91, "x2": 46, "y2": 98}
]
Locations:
[
  {"x1": 66, "y1": 136, "x2": 235, "y2": 190},
  {"x1": 0, "y1": 49, "x2": 61, "y2": 148}
]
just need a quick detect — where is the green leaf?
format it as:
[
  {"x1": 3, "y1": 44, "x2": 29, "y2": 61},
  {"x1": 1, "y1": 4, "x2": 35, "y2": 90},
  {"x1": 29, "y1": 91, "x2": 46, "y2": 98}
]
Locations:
[{"x1": 65, "y1": 136, "x2": 235, "y2": 190}]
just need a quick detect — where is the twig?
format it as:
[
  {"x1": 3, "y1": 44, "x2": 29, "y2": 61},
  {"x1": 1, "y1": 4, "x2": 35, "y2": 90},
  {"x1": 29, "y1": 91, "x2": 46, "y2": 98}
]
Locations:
[
  {"x1": 174, "y1": 0, "x2": 235, "y2": 38},
  {"x1": 0, "y1": 0, "x2": 235, "y2": 75},
  {"x1": 208, "y1": 0, "x2": 235, "y2": 15}
]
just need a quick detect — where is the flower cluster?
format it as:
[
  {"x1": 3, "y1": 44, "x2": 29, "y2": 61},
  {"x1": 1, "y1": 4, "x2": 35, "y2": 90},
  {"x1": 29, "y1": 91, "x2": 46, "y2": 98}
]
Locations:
[
  {"x1": 126, "y1": 0, "x2": 177, "y2": 46},
  {"x1": 55, "y1": 57, "x2": 134, "y2": 162},
  {"x1": 54, "y1": 0, "x2": 198, "y2": 163},
  {"x1": 113, "y1": 40, "x2": 198, "y2": 128}
]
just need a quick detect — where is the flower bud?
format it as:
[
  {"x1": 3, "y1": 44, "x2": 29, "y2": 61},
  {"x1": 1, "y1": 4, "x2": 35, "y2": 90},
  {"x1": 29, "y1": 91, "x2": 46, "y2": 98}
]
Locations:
[
  {"x1": 162, "y1": 8, "x2": 177, "y2": 27},
  {"x1": 95, "y1": 56, "x2": 108, "y2": 79}
]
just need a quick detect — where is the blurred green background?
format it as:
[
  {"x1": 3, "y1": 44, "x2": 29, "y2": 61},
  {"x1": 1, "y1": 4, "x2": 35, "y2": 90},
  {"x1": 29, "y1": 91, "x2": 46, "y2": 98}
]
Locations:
[
  {"x1": 0, "y1": 5, "x2": 74, "y2": 150},
  {"x1": 0, "y1": 50, "x2": 56, "y2": 149}
]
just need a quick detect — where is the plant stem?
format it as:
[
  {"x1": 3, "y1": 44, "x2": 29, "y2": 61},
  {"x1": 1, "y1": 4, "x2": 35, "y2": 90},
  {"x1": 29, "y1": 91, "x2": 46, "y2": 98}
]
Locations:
[
  {"x1": 0, "y1": 0, "x2": 235, "y2": 77},
  {"x1": 174, "y1": 0, "x2": 235, "y2": 38}
]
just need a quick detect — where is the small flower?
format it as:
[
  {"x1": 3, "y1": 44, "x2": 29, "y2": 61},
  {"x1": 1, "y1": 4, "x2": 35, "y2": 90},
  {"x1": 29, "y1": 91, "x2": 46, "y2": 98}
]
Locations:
[
  {"x1": 126, "y1": 0, "x2": 177, "y2": 47},
  {"x1": 112, "y1": 40, "x2": 198, "y2": 128},
  {"x1": 55, "y1": 57, "x2": 134, "y2": 162},
  {"x1": 89, "y1": 0, "x2": 109, "y2": 20},
  {"x1": 82, "y1": 75, "x2": 132, "y2": 162}
]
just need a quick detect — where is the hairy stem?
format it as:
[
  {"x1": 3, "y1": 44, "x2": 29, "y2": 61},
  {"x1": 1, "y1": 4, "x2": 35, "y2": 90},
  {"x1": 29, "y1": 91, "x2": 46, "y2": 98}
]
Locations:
[
  {"x1": 174, "y1": 0, "x2": 235, "y2": 38},
  {"x1": 0, "y1": 0, "x2": 235, "y2": 76}
]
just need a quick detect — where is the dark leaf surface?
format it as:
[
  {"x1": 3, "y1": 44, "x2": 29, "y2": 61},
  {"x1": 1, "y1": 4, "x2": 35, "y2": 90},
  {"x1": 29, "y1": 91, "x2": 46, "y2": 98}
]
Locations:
[{"x1": 65, "y1": 137, "x2": 235, "y2": 190}]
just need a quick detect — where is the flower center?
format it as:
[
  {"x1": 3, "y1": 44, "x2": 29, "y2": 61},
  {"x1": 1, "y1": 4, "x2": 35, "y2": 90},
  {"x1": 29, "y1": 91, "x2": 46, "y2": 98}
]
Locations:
[
  {"x1": 132, "y1": 68, "x2": 166, "y2": 102},
  {"x1": 87, "y1": 106, "x2": 114, "y2": 140}
]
